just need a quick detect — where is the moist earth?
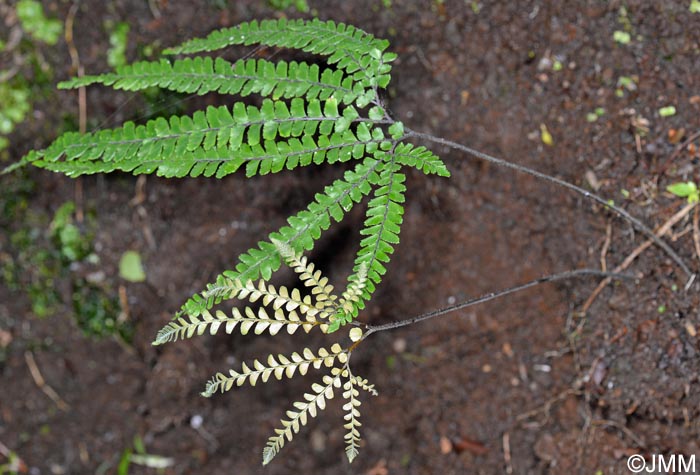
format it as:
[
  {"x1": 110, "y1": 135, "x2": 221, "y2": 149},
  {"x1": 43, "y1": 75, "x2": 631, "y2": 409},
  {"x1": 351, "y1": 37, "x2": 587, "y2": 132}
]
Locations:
[{"x1": 1, "y1": 1, "x2": 700, "y2": 474}]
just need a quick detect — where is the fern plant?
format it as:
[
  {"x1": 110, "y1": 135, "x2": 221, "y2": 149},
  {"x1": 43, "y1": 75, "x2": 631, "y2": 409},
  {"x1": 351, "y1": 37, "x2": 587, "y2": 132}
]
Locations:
[{"x1": 5, "y1": 18, "x2": 693, "y2": 465}]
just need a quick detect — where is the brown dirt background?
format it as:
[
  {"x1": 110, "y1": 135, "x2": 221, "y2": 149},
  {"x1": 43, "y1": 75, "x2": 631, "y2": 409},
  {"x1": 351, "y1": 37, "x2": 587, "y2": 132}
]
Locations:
[{"x1": 2, "y1": 1, "x2": 700, "y2": 474}]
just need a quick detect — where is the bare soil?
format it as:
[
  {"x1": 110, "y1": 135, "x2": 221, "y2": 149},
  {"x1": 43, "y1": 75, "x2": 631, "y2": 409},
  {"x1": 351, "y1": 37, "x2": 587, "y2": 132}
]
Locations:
[{"x1": 2, "y1": 1, "x2": 700, "y2": 474}]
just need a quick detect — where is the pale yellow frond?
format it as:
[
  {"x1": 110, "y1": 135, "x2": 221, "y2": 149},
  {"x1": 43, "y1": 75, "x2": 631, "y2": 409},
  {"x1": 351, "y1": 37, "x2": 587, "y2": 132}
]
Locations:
[
  {"x1": 202, "y1": 344, "x2": 348, "y2": 397},
  {"x1": 236, "y1": 280, "x2": 322, "y2": 317},
  {"x1": 262, "y1": 369, "x2": 344, "y2": 465},
  {"x1": 342, "y1": 374, "x2": 363, "y2": 463},
  {"x1": 271, "y1": 239, "x2": 337, "y2": 308},
  {"x1": 153, "y1": 305, "x2": 320, "y2": 345}
]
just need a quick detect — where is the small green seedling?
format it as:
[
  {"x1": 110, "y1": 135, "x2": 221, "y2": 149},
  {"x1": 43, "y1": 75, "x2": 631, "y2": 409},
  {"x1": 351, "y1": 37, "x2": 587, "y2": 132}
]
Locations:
[
  {"x1": 667, "y1": 181, "x2": 699, "y2": 203},
  {"x1": 615, "y1": 75, "x2": 637, "y2": 97},
  {"x1": 586, "y1": 107, "x2": 606, "y2": 122},
  {"x1": 16, "y1": 0, "x2": 63, "y2": 45},
  {"x1": 107, "y1": 22, "x2": 130, "y2": 69},
  {"x1": 119, "y1": 250, "x2": 146, "y2": 283},
  {"x1": 613, "y1": 30, "x2": 631, "y2": 44},
  {"x1": 268, "y1": 0, "x2": 310, "y2": 12},
  {"x1": 0, "y1": 81, "x2": 31, "y2": 151},
  {"x1": 659, "y1": 105, "x2": 677, "y2": 117}
]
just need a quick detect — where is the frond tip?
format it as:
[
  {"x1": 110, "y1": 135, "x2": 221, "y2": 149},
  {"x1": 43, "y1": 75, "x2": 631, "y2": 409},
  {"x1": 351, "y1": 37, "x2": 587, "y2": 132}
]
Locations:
[
  {"x1": 262, "y1": 369, "x2": 344, "y2": 465},
  {"x1": 343, "y1": 373, "x2": 378, "y2": 463}
]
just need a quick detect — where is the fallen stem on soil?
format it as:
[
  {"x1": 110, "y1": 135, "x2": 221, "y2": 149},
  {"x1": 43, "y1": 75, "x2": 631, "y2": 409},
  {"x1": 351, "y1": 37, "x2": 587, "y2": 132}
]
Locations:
[
  {"x1": 25, "y1": 351, "x2": 70, "y2": 411},
  {"x1": 403, "y1": 128, "x2": 695, "y2": 281},
  {"x1": 502, "y1": 432, "x2": 513, "y2": 475},
  {"x1": 363, "y1": 269, "x2": 633, "y2": 335}
]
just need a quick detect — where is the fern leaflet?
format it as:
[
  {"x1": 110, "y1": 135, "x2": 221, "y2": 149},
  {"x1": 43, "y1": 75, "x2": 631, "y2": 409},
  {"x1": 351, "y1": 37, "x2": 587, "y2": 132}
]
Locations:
[
  {"x1": 343, "y1": 374, "x2": 364, "y2": 463},
  {"x1": 16, "y1": 98, "x2": 377, "y2": 178},
  {"x1": 394, "y1": 142, "x2": 450, "y2": 177},
  {"x1": 330, "y1": 154, "x2": 406, "y2": 330},
  {"x1": 262, "y1": 369, "x2": 343, "y2": 465},
  {"x1": 60, "y1": 57, "x2": 368, "y2": 105},
  {"x1": 203, "y1": 344, "x2": 347, "y2": 396},
  {"x1": 166, "y1": 18, "x2": 396, "y2": 92},
  {"x1": 153, "y1": 304, "x2": 321, "y2": 345}
]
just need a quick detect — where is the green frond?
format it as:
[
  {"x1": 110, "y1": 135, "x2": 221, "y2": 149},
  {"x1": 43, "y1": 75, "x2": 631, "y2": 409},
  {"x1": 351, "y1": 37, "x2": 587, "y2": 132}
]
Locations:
[
  {"x1": 19, "y1": 97, "x2": 374, "y2": 178},
  {"x1": 330, "y1": 156, "x2": 405, "y2": 331},
  {"x1": 262, "y1": 368, "x2": 344, "y2": 465},
  {"x1": 166, "y1": 18, "x2": 396, "y2": 92},
  {"x1": 60, "y1": 57, "x2": 367, "y2": 105},
  {"x1": 273, "y1": 239, "x2": 337, "y2": 308},
  {"x1": 202, "y1": 344, "x2": 347, "y2": 396},
  {"x1": 152, "y1": 305, "x2": 319, "y2": 345},
  {"x1": 180, "y1": 156, "x2": 383, "y2": 318},
  {"x1": 394, "y1": 142, "x2": 450, "y2": 177}
]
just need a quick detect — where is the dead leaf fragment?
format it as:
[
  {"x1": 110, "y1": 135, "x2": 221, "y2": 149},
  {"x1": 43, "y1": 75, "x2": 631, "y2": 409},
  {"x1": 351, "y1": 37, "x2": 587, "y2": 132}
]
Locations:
[
  {"x1": 502, "y1": 342, "x2": 514, "y2": 358},
  {"x1": 685, "y1": 321, "x2": 697, "y2": 337},
  {"x1": 540, "y1": 123, "x2": 554, "y2": 146},
  {"x1": 668, "y1": 128, "x2": 685, "y2": 144},
  {"x1": 453, "y1": 436, "x2": 489, "y2": 455},
  {"x1": 0, "y1": 329, "x2": 12, "y2": 349},
  {"x1": 440, "y1": 436, "x2": 453, "y2": 454}
]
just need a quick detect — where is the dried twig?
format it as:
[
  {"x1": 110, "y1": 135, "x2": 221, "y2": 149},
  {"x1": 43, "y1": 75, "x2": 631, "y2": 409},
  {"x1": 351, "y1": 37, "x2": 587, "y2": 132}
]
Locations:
[
  {"x1": 502, "y1": 432, "x2": 513, "y2": 474},
  {"x1": 600, "y1": 221, "x2": 612, "y2": 272},
  {"x1": 148, "y1": 0, "x2": 162, "y2": 19},
  {"x1": 65, "y1": 2, "x2": 86, "y2": 222},
  {"x1": 64, "y1": 2, "x2": 86, "y2": 134},
  {"x1": 25, "y1": 351, "x2": 70, "y2": 411}
]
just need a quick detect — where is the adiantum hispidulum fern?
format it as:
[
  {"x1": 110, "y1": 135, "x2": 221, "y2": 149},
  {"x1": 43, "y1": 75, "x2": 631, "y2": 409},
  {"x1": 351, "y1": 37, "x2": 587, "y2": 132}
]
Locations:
[{"x1": 8, "y1": 15, "x2": 689, "y2": 467}]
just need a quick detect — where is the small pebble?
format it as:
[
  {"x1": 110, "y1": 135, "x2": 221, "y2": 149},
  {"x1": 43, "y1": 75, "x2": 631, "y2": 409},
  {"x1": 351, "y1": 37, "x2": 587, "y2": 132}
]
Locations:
[
  {"x1": 393, "y1": 338, "x2": 407, "y2": 353},
  {"x1": 310, "y1": 429, "x2": 326, "y2": 452},
  {"x1": 685, "y1": 322, "x2": 697, "y2": 337},
  {"x1": 502, "y1": 342, "x2": 514, "y2": 358},
  {"x1": 191, "y1": 414, "x2": 203, "y2": 429},
  {"x1": 439, "y1": 436, "x2": 453, "y2": 454}
]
